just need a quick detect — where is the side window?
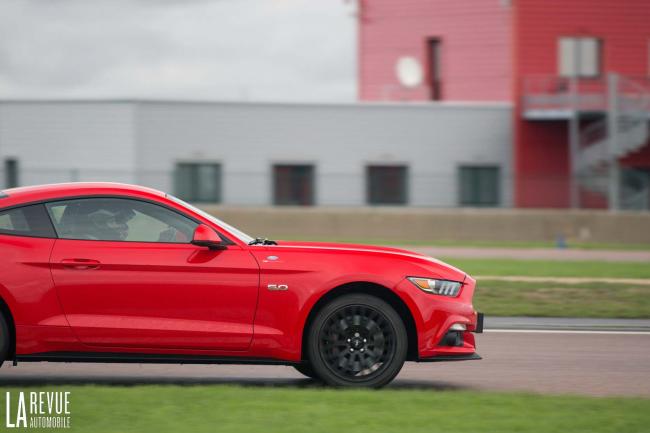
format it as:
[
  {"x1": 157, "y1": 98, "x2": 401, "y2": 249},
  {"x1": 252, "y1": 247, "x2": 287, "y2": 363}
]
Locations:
[
  {"x1": 0, "y1": 204, "x2": 56, "y2": 238},
  {"x1": 46, "y1": 198, "x2": 198, "y2": 243}
]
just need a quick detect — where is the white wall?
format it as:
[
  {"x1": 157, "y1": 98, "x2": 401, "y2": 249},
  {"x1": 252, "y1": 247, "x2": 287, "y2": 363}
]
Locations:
[
  {"x1": 0, "y1": 102, "x2": 137, "y2": 187},
  {"x1": 0, "y1": 100, "x2": 513, "y2": 207},
  {"x1": 137, "y1": 101, "x2": 513, "y2": 207}
]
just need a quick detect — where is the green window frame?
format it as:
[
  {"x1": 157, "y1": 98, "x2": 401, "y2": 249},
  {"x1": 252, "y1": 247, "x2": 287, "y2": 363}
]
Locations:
[
  {"x1": 458, "y1": 166, "x2": 500, "y2": 207},
  {"x1": 174, "y1": 162, "x2": 222, "y2": 203}
]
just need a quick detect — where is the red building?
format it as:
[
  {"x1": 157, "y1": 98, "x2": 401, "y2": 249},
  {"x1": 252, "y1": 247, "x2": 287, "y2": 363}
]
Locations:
[{"x1": 358, "y1": 0, "x2": 650, "y2": 209}]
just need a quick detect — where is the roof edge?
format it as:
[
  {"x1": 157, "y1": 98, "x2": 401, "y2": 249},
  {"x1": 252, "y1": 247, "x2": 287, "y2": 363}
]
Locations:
[{"x1": 0, "y1": 98, "x2": 513, "y2": 110}]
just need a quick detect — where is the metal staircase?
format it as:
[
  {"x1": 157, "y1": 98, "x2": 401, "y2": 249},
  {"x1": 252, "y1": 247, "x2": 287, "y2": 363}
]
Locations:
[{"x1": 577, "y1": 74, "x2": 650, "y2": 210}]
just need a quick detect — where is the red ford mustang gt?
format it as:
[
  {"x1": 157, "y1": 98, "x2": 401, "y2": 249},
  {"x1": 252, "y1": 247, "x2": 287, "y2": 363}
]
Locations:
[{"x1": 0, "y1": 183, "x2": 482, "y2": 387}]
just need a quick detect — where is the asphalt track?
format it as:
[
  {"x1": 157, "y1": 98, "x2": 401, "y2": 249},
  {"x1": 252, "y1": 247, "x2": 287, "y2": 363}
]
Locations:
[{"x1": 1, "y1": 328, "x2": 648, "y2": 397}]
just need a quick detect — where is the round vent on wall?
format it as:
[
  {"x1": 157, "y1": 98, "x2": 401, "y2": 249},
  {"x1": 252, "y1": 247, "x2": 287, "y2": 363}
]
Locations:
[{"x1": 395, "y1": 56, "x2": 423, "y2": 88}]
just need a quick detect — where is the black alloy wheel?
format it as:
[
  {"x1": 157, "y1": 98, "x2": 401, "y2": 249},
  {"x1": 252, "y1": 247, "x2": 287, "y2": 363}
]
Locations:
[{"x1": 307, "y1": 294, "x2": 407, "y2": 388}]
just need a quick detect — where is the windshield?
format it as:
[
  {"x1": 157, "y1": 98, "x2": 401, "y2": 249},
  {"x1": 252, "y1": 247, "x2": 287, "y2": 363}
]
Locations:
[{"x1": 166, "y1": 194, "x2": 254, "y2": 244}]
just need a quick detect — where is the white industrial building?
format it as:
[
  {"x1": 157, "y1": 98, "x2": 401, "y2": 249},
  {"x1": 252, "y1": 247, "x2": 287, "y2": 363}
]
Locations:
[{"x1": 0, "y1": 100, "x2": 512, "y2": 207}]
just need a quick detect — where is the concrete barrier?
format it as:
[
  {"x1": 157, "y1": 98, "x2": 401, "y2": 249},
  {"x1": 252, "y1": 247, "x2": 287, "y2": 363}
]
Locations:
[{"x1": 201, "y1": 206, "x2": 650, "y2": 245}]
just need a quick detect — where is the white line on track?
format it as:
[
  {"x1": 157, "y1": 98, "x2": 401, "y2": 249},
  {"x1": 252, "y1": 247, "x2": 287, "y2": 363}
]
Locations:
[{"x1": 486, "y1": 329, "x2": 650, "y2": 335}]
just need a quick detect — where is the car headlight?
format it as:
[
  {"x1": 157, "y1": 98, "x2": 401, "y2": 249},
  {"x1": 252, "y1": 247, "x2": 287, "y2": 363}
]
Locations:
[{"x1": 407, "y1": 277, "x2": 462, "y2": 297}]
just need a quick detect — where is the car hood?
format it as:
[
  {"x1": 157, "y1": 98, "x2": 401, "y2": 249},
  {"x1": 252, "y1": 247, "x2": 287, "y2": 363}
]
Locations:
[{"x1": 274, "y1": 241, "x2": 467, "y2": 282}]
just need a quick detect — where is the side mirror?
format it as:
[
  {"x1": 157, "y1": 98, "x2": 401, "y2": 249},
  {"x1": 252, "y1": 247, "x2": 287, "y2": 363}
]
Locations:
[{"x1": 191, "y1": 224, "x2": 226, "y2": 250}]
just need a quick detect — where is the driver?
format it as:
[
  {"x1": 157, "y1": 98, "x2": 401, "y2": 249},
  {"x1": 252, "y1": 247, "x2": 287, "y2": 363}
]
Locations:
[{"x1": 85, "y1": 206, "x2": 135, "y2": 241}]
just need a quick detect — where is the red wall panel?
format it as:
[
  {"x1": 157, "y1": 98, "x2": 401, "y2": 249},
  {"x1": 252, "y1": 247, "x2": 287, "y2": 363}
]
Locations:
[
  {"x1": 358, "y1": 0, "x2": 513, "y2": 102},
  {"x1": 514, "y1": 0, "x2": 650, "y2": 77},
  {"x1": 514, "y1": 119, "x2": 570, "y2": 207}
]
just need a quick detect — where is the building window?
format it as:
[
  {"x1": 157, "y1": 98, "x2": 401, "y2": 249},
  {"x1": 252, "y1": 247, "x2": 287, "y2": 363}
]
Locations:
[
  {"x1": 4, "y1": 158, "x2": 19, "y2": 188},
  {"x1": 459, "y1": 166, "x2": 500, "y2": 207},
  {"x1": 174, "y1": 162, "x2": 222, "y2": 203},
  {"x1": 273, "y1": 164, "x2": 315, "y2": 206},
  {"x1": 427, "y1": 38, "x2": 442, "y2": 100},
  {"x1": 367, "y1": 165, "x2": 408, "y2": 205},
  {"x1": 558, "y1": 37, "x2": 601, "y2": 78}
]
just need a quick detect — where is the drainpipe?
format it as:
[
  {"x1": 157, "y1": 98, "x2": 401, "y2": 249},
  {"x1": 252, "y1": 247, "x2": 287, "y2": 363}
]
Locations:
[{"x1": 607, "y1": 73, "x2": 620, "y2": 211}]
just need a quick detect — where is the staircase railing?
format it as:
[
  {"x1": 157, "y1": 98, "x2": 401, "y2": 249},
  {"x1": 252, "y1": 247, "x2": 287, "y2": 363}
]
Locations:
[
  {"x1": 576, "y1": 74, "x2": 650, "y2": 208},
  {"x1": 616, "y1": 76, "x2": 650, "y2": 156},
  {"x1": 522, "y1": 75, "x2": 607, "y2": 113}
]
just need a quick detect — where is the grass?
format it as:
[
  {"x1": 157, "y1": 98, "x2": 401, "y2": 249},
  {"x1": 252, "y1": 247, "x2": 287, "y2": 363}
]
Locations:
[
  {"x1": 275, "y1": 236, "x2": 650, "y2": 251},
  {"x1": 443, "y1": 258, "x2": 650, "y2": 318},
  {"x1": 474, "y1": 279, "x2": 650, "y2": 318},
  {"x1": 3, "y1": 385, "x2": 649, "y2": 433},
  {"x1": 440, "y1": 257, "x2": 650, "y2": 279}
]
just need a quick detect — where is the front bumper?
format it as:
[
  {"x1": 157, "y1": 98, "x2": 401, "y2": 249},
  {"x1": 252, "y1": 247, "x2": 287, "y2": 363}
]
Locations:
[
  {"x1": 394, "y1": 272, "x2": 484, "y2": 361},
  {"x1": 417, "y1": 353, "x2": 482, "y2": 362},
  {"x1": 419, "y1": 312, "x2": 484, "y2": 362}
]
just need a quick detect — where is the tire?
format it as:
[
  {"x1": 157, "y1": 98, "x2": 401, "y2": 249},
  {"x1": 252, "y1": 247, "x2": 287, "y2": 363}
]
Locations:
[
  {"x1": 0, "y1": 312, "x2": 9, "y2": 368},
  {"x1": 306, "y1": 294, "x2": 407, "y2": 388},
  {"x1": 292, "y1": 363, "x2": 318, "y2": 379}
]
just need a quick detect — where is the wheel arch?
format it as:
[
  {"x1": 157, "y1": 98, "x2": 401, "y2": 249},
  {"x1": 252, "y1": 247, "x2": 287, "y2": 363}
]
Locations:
[
  {"x1": 0, "y1": 296, "x2": 16, "y2": 361},
  {"x1": 301, "y1": 281, "x2": 419, "y2": 362}
]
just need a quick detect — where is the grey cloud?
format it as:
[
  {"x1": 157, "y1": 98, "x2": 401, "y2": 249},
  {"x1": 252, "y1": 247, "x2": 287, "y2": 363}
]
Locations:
[{"x1": 0, "y1": 0, "x2": 356, "y2": 101}]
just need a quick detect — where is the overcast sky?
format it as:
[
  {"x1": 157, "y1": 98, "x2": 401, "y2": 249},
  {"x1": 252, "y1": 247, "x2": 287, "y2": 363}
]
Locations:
[{"x1": 0, "y1": 0, "x2": 357, "y2": 102}]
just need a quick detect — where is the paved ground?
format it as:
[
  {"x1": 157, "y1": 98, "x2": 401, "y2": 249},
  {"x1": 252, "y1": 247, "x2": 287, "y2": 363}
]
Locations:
[
  {"x1": 407, "y1": 246, "x2": 650, "y2": 262},
  {"x1": 2, "y1": 332, "x2": 648, "y2": 397}
]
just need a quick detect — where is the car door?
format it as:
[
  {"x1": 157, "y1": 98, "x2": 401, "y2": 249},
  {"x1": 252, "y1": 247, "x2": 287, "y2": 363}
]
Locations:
[
  {"x1": 46, "y1": 197, "x2": 260, "y2": 351},
  {"x1": 0, "y1": 204, "x2": 67, "y2": 332}
]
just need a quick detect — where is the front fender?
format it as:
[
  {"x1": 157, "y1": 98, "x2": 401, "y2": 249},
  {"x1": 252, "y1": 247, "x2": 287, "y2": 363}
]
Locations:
[{"x1": 247, "y1": 246, "x2": 468, "y2": 361}]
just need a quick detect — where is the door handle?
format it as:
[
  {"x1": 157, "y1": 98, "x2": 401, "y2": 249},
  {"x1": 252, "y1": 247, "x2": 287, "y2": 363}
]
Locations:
[{"x1": 60, "y1": 258, "x2": 101, "y2": 270}]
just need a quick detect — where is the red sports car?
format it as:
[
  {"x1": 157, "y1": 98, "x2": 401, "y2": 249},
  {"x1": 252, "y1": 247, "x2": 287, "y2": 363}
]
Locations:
[{"x1": 0, "y1": 183, "x2": 482, "y2": 387}]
